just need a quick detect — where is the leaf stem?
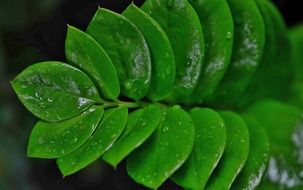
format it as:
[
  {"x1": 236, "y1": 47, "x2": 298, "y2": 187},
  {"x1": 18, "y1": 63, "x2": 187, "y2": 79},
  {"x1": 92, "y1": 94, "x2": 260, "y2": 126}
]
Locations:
[{"x1": 102, "y1": 100, "x2": 144, "y2": 109}]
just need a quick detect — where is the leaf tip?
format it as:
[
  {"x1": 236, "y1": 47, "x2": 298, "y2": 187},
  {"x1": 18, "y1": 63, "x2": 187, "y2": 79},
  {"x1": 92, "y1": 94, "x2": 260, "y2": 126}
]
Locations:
[{"x1": 66, "y1": 24, "x2": 75, "y2": 31}]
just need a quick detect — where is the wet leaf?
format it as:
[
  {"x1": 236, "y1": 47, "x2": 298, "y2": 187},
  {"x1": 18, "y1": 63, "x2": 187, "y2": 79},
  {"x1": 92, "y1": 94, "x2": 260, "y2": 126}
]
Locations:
[
  {"x1": 127, "y1": 105, "x2": 195, "y2": 189},
  {"x1": 171, "y1": 108, "x2": 226, "y2": 190},
  {"x1": 205, "y1": 111, "x2": 249, "y2": 190},
  {"x1": 103, "y1": 104, "x2": 162, "y2": 167},
  {"x1": 231, "y1": 114, "x2": 270, "y2": 190},
  {"x1": 240, "y1": 0, "x2": 291, "y2": 106},
  {"x1": 65, "y1": 26, "x2": 120, "y2": 100},
  {"x1": 87, "y1": 8, "x2": 151, "y2": 100},
  {"x1": 247, "y1": 100, "x2": 303, "y2": 189},
  {"x1": 142, "y1": 0, "x2": 205, "y2": 102},
  {"x1": 188, "y1": 0, "x2": 233, "y2": 104},
  {"x1": 56, "y1": 107, "x2": 128, "y2": 176},
  {"x1": 11, "y1": 61, "x2": 101, "y2": 122},
  {"x1": 123, "y1": 4, "x2": 175, "y2": 101},
  {"x1": 27, "y1": 106, "x2": 104, "y2": 159},
  {"x1": 211, "y1": 0, "x2": 265, "y2": 105}
]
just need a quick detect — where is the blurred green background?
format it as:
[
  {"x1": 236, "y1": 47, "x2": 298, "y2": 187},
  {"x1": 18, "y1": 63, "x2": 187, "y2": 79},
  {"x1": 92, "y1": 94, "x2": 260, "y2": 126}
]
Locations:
[{"x1": 0, "y1": 0, "x2": 302, "y2": 189}]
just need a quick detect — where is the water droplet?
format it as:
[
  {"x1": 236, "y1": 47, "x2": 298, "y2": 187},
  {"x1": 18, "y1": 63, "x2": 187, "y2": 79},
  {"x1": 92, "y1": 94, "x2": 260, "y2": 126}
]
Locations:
[
  {"x1": 78, "y1": 98, "x2": 90, "y2": 108},
  {"x1": 38, "y1": 138, "x2": 45, "y2": 145},
  {"x1": 124, "y1": 81, "x2": 133, "y2": 90},
  {"x1": 226, "y1": 32, "x2": 232, "y2": 39},
  {"x1": 207, "y1": 135, "x2": 214, "y2": 139},
  {"x1": 63, "y1": 131, "x2": 71, "y2": 137},
  {"x1": 162, "y1": 126, "x2": 169, "y2": 132}
]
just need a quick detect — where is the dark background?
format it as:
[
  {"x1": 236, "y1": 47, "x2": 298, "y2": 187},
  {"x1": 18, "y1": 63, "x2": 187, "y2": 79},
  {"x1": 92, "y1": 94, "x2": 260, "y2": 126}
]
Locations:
[{"x1": 0, "y1": 0, "x2": 302, "y2": 189}]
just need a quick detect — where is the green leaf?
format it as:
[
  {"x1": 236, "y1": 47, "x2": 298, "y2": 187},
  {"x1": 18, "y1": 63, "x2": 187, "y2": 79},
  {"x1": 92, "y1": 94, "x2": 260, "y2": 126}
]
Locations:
[
  {"x1": 56, "y1": 107, "x2": 128, "y2": 176},
  {"x1": 239, "y1": 0, "x2": 291, "y2": 106},
  {"x1": 141, "y1": 0, "x2": 205, "y2": 102},
  {"x1": 171, "y1": 108, "x2": 227, "y2": 190},
  {"x1": 103, "y1": 104, "x2": 162, "y2": 167},
  {"x1": 187, "y1": 0, "x2": 233, "y2": 104},
  {"x1": 87, "y1": 8, "x2": 151, "y2": 100},
  {"x1": 211, "y1": 0, "x2": 265, "y2": 105},
  {"x1": 127, "y1": 105, "x2": 195, "y2": 189},
  {"x1": 27, "y1": 105, "x2": 104, "y2": 159},
  {"x1": 247, "y1": 100, "x2": 303, "y2": 189},
  {"x1": 123, "y1": 4, "x2": 175, "y2": 101},
  {"x1": 231, "y1": 114, "x2": 270, "y2": 190},
  {"x1": 289, "y1": 24, "x2": 303, "y2": 109},
  {"x1": 205, "y1": 111, "x2": 249, "y2": 190},
  {"x1": 11, "y1": 61, "x2": 101, "y2": 122},
  {"x1": 65, "y1": 26, "x2": 120, "y2": 101}
]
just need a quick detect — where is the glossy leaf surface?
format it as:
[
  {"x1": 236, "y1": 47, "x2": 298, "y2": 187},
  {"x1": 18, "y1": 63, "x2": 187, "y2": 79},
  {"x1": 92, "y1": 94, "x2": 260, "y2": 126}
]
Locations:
[
  {"x1": 11, "y1": 61, "x2": 101, "y2": 122},
  {"x1": 103, "y1": 104, "x2": 161, "y2": 167},
  {"x1": 65, "y1": 26, "x2": 120, "y2": 100},
  {"x1": 205, "y1": 111, "x2": 249, "y2": 190},
  {"x1": 212, "y1": 0, "x2": 265, "y2": 105},
  {"x1": 247, "y1": 100, "x2": 303, "y2": 189},
  {"x1": 127, "y1": 105, "x2": 195, "y2": 189},
  {"x1": 87, "y1": 8, "x2": 151, "y2": 100},
  {"x1": 123, "y1": 4, "x2": 175, "y2": 101},
  {"x1": 171, "y1": 108, "x2": 226, "y2": 190},
  {"x1": 231, "y1": 114, "x2": 270, "y2": 190},
  {"x1": 188, "y1": 0, "x2": 234, "y2": 104},
  {"x1": 56, "y1": 107, "x2": 128, "y2": 176},
  {"x1": 240, "y1": 0, "x2": 291, "y2": 106},
  {"x1": 142, "y1": 0, "x2": 205, "y2": 102},
  {"x1": 27, "y1": 106, "x2": 104, "y2": 159}
]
